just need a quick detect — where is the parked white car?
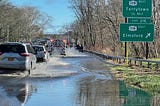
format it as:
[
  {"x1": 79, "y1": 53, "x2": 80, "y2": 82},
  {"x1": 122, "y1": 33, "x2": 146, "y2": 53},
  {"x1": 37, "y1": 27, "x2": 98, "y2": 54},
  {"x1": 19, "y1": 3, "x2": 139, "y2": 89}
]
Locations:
[
  {"x1": 32, "y1": 45, "x2": 49, "y2": 62},
  {"x1": 0, "y1": 42, "x2": 37, "y2": 71}
]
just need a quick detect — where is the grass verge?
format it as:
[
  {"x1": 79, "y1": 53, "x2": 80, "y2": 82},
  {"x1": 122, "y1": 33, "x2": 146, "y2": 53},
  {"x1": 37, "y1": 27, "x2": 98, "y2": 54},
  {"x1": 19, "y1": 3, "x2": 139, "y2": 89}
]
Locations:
[{"x1": 110, "y1": 65, "x2": 160, "y2": 95}]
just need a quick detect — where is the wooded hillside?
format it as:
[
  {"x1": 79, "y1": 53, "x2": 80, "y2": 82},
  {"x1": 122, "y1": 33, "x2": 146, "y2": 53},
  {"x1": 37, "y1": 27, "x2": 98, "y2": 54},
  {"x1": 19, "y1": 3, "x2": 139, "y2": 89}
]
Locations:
[{"x1": 70, "y1": 0, "x2": 160, "y2": 58}]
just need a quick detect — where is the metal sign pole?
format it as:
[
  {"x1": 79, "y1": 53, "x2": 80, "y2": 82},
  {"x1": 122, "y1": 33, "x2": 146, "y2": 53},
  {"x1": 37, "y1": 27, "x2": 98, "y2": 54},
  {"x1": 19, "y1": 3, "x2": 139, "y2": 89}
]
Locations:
[{"x1": 124, "y1": 18, "x2": 129, "y2": 66}]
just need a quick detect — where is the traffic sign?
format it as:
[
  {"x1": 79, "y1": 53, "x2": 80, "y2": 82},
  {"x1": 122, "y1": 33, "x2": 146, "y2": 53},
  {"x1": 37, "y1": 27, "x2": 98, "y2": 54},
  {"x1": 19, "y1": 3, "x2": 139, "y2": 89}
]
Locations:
[
  {"x1": 119, "y1": 23, "x2": 154, "y2": 42},
  {"x1": 123, "y1": 0, "x2": 152, "y2": 17},
  {"x1": 128, "y1": 18, "x2": 151, "y2": 23}
]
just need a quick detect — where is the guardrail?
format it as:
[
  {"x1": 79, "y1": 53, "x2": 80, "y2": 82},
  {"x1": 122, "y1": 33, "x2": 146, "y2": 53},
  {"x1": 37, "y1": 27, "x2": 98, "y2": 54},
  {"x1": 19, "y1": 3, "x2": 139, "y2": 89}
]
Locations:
[{"x1": 85, "y1": 50, "x2": 160, "y2": 70}]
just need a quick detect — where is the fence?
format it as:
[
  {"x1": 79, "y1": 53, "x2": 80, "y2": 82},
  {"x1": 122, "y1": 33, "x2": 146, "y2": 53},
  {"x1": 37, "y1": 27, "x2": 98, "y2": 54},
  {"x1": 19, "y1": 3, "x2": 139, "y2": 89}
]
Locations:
[{"x1": 85, "y1": 50, "x2": 160, "y2": 70}]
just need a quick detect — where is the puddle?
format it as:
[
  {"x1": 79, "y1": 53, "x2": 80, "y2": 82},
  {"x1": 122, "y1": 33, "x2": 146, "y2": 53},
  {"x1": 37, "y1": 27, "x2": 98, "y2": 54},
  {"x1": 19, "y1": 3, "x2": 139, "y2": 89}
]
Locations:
[{"x1": 0, "y1": 48, "x2": 159, "y2": 106}]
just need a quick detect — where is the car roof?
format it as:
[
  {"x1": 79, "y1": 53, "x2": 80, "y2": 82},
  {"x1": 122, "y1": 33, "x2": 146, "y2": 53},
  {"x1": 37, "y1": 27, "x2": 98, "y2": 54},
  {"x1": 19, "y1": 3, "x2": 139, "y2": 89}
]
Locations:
[
  {"x1": 32, "y1": 45, "x2": 44, "y2": 47},
  {"x1": 0, "y1": 42, "x2": 24, "y2": 45},
  {"x1": 0, "y1": 42, "x2": 32, "y2": 46}
]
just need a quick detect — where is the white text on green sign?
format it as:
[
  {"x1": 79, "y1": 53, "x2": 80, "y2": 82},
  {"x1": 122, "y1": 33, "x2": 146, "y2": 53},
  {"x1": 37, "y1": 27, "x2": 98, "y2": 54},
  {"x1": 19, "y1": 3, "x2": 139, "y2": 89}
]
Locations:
[
  {"x1": 120, "y1": 23, "x2": 154, "y2": 42},
  {"x1": 128, "y1": 18, "x2": 151, "y2": 23},
  {"x1": 123, "y1": 0, "x2": 152, "y2": 17}
]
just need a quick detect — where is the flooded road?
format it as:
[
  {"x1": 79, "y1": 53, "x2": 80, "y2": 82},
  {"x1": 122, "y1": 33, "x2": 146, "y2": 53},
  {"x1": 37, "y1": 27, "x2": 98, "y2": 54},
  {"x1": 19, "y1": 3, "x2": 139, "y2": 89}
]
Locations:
[{"x1": 0, "y1": 48, "x2": 159, "y2": 106}]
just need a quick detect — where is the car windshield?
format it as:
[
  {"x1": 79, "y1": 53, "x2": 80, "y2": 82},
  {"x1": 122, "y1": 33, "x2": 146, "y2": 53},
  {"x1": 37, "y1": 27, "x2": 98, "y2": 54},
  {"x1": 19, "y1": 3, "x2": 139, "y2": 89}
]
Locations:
[{"x1": 0, "y1": 44, "x2": 25, "y2": 53}]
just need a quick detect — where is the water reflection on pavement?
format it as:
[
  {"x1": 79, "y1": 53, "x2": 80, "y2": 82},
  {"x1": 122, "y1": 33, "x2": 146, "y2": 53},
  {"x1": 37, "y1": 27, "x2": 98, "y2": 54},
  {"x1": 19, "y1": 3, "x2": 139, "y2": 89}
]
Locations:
[
  {"x1": 0, "y1": 77, "x2": 31, "y2": 106},
  {"x1": 0, "y1": 48, "x2": 159, "y2": 106},
  {"x1": 0, "y1": 75, "x2": 154, "y2": 106},
  {"x1": 76, "y1": 76, "x2": 152, "y2": 106}
]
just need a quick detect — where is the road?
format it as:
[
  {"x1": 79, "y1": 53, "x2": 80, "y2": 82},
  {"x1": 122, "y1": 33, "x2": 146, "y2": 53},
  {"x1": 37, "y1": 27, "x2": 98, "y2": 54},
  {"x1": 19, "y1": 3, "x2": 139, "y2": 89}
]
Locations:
[{"x1": 0, "y1": 48, "x2": 156, "y2": 106}]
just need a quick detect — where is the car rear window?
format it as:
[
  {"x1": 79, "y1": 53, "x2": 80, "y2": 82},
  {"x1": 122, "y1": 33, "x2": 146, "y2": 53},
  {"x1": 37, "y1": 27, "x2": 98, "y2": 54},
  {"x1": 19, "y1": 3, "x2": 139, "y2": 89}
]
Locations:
[
  {"x1": 0, "y1": 44, "x2": 25, "y2": 53},
  {"x1": 33, "y1": 46, "x2": 44, "y2": 51}
]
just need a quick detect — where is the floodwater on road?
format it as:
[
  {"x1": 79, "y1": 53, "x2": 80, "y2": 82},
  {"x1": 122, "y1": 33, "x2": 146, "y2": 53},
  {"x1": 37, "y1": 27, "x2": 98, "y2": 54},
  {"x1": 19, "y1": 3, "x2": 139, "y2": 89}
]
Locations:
[{"x1": 0, "y1": 48, "x2": 159, "y2": 106}]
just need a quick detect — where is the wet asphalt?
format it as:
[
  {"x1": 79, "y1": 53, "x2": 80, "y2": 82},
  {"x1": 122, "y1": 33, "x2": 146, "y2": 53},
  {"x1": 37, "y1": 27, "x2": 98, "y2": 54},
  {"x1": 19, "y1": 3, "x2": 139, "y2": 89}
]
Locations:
[{"x1": 0, "y1": 48, "x2": 155, "y2": 106}]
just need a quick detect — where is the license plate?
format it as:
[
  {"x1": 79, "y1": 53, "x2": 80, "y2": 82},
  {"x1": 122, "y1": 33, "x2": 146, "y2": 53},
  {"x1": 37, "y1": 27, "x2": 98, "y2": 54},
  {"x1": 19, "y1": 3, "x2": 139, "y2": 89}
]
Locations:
[{"x1": 8, "y1": 57, "x2": 14, "y2": 61}]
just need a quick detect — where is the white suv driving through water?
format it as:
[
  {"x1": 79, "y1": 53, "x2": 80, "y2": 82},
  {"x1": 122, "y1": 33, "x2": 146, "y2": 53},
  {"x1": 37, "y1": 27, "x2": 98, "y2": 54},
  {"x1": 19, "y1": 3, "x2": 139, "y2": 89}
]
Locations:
[{"x1": 0, "y1": 42, "x2": 37, "y2": 71}]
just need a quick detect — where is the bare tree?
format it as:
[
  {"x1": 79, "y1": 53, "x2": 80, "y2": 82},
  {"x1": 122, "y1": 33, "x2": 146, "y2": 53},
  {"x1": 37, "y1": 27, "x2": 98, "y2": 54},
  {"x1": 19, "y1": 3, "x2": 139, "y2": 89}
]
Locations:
[
  {"x1": 69, "y1": 0, "x2": 160, "y2": 58},
  {"x1": 0, "y1": 0, "x2": 52, "y2": 42},
  {"x1": 70, "y1": 0, "x2": 123, "y2": 53}
]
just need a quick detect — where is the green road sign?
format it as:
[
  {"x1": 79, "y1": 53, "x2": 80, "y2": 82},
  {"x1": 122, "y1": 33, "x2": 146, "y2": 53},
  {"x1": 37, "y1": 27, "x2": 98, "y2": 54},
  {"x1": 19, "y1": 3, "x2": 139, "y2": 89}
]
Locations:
[
  {"x1": 123, "y1": 0, "x2": 152, "y2": 17},
  {"x1": 128, "y1": 18, "x2": 151, "y2": 23},
  {"x1": 120, "y1": 23, "x2": 154, "y2": 42}
]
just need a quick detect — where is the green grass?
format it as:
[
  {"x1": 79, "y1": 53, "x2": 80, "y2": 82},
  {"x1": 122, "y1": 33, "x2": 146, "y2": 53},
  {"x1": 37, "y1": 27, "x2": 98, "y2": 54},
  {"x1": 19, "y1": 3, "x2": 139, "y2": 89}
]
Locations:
[
  {"x1": 111, "y1": 66, "x2": 134, "y2": 72},
  {"x1": 150, "y1": 58, "x2": 160, "y2": 61},
  {"x1": 111, "y1": 65, "x2": 160, "y2": 95}
]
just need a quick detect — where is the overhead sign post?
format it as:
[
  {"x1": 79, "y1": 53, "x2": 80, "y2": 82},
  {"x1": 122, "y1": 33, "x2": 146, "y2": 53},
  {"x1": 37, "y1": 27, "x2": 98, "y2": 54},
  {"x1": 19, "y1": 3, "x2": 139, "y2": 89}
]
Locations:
[
  {"x1": 121, "y1": 0, "x2": 153, "y2": 61},
  {"x1": 121, "y1": 0, "x2": 153, "y2": 42},
  {"x1": 123, "y1": 0, "x2": 152, "y2": 17},
  {"x1": 120, "y1": 23, "x2": 154, "y2": 42}
]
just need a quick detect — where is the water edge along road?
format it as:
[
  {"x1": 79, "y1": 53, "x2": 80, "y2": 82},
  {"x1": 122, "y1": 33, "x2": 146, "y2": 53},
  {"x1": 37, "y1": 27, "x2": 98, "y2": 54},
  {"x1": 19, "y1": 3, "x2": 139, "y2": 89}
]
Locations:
[{"x1": 0, "y1": 48, "x2": 157, "y2": 106}]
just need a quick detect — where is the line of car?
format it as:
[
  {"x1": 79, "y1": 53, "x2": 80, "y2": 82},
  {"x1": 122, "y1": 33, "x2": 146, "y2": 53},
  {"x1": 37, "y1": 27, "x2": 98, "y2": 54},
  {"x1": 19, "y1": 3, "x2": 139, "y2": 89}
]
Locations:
[{"x1": 0, "y1": 42, "x2": 50, "y2": 73}]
